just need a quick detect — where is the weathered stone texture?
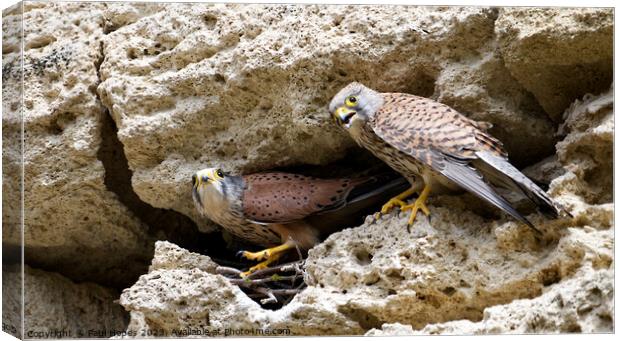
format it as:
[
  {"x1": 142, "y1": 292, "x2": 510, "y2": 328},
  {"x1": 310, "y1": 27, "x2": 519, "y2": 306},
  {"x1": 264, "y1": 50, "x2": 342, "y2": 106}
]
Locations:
[
  {"x1": 2, "y1": 265, "x2": 127, "y2": 339},
  {"x1": 2, "y1": 2, "x2": 612, "y2": 336}
]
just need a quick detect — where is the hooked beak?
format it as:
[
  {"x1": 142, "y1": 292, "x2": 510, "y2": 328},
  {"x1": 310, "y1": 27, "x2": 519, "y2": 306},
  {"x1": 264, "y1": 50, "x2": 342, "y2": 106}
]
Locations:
[
  {"x1": 192, "y1": 173, "x2": 212, "y2": 189},
  {"x1": 192, "y1": 173, "x2": 210, "y2": 213},
  {"x1": 333, "y1": 106, "x2": 356, "y2": 127}
]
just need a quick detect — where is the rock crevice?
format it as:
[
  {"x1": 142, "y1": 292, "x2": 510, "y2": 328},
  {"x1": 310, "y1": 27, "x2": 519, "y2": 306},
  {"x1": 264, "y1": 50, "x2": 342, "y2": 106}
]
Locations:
[{"x1": 2, "y1": 2, "x2": 613, "y2": 336}]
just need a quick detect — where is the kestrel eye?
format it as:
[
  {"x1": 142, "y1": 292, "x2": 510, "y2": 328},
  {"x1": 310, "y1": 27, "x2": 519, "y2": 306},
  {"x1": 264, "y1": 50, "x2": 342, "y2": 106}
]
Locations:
[
  {"x1": 345, "y1": 96, "x2": 358, "y2": 107},
  {"x1": 216, "y1": 170, "x2": 224, "y2": 178}
]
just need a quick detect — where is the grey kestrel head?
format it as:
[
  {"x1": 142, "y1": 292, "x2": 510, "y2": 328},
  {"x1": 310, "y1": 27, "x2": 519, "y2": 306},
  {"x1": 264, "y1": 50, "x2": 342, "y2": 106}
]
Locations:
[
  {"x1": 328, "y1": 82, "x2": 384, "y2": 129},
  {"x1": 192, "y1": 167, "x2": 242, "y2": 217}
]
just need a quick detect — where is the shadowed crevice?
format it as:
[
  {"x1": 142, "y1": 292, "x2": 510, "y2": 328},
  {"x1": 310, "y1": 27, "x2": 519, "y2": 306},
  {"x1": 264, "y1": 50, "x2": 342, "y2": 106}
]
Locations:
[{"x1": 96, "y1": 110, "x2": 236, "y2": 274}]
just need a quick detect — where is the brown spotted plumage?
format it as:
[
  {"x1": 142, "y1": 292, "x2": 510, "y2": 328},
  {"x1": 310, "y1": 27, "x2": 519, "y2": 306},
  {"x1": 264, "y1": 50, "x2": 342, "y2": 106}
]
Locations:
[
  {"x1": 329, "y1": 82, "x2": 571, "y2": 232},
  {"x1": 241, "y1": 172, "x2": 359, "y2": 223},
  {"x1": 192, "y1": 167, "x2": 407, "y2": 275}
]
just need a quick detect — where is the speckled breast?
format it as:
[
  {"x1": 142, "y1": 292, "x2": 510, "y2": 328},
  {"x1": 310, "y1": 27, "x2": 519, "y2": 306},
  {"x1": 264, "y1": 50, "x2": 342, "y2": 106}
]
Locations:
[
  {"x1": 356, "y1": 125, "x2": 425, "y2": 183},
  {"x1": 206, "y1": 206, "x2": 282, "y2": 248}
]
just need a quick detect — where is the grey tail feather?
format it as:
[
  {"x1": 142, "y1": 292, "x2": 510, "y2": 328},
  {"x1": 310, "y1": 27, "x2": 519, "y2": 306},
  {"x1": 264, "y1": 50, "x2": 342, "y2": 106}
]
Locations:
[
  {"x1": 438, "y1": 152, "x2": 541, "y2": 234},
  {"x1": 346, "y1": 176, "x2": 410, "y2": 207},
  {"x1": 311, "y1": 174, "x2": 409, "y2": 235},
  {"x1": 321, "y1": 173, "x2": 409, "y2": 214},
  {"x1": 474, "y1": 151, "x2": 572, "y2": 219}
]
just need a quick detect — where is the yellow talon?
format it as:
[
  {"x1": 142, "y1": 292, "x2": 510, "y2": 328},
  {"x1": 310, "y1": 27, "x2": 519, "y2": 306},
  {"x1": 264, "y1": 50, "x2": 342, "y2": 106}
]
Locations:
[
  {"x1": 402, "y1": 184, "x2": 432, "y2": 230},
  {"x1": 381, "y1": 198, "x2": 407, "y2": 214},
  {"x1": 402, "y1": 198, "x2": 431, "y2": 226},
  {"x1": 375, "y1": 187, "x2": 417, "y2": 219},
  {"x1": 240, "y1": 255, "x2": 281, "y2": 277},
  {"x1": 239, "y1": 250, "x2": 271, "y2": 261},
  {"x1": 238, "y1": 241, "x2": 296, "y2": 277}
]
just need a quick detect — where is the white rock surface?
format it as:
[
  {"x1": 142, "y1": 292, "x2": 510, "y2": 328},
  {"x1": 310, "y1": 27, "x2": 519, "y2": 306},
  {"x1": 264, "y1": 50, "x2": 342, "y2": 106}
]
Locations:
[
  {"x1": 2, "y1": 2, "x2": 154, "y2": 288},
  {"x1": 119, "y1": 82, "x2": 613, "y2": 335},
  {"x1": 2, "y1": 2, "x2": 613, "y2": 337},
  {"x1": 410, "y1": 266, "x2": 613, "y2": 334},
  {"x1": 96, "y1": 4, "x2": 612, "y2": 230},
  {"x1": 2, "y1": 265, "x2": 127, "y2": 339},
  {"x1": 120, "y1": 241, "x2": 366, "y2": 336},
  {"x1": 496, "y1": 8, "x2": 613, "y2": 121},
  {"x1": 365, "y1": 323, "x2": 415, "y2": 336}
]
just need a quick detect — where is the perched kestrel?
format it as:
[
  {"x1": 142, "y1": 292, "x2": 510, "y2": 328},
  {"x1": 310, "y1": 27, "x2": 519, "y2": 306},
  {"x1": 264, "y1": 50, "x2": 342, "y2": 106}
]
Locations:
[
  {"x1": 329, "y1": 82, "x2": 571, "y2": 232},
  {"x1": 192, "y1": 167, "x2": 407, "y2": 275}
]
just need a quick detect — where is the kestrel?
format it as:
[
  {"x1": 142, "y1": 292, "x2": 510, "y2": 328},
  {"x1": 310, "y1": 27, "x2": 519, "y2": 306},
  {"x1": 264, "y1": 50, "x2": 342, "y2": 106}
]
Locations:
[
  {"x1": 192, "y1": 167, "x2": 407, "y2": 275},
  {"x1": 329, "y1": 82, "x2": 571, "y2": 232}
]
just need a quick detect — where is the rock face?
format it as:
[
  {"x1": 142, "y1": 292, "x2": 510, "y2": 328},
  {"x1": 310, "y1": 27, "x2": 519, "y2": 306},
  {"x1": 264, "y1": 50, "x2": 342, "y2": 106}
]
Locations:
[
  {"x1": 120, "y1": 241, "x2": 368, "y2": 336},
  {"x1": 2, "y1": 2, "x2": 613, "y2": 337},
  {"x1": 3, "y1": 2, "x2": 211, "y2": 337},
  {"x1": 2, "y1": 1, "x2": 154, "y2": 289},
  {"x1": 114, "y1": 5, "x2": 613, "y2": 335},
  {"x1": 96, "y1": 4, "x2": 593, "y2": 230},
  {"x1": 496, "y1": 8, "x2": 613, "y2": 121},
  {"x1": 123, "y1": 81, "x2": 614, "y2": 334},
  {"x1": 410, "y1": 266, "x2": 613, "y2": 334},
  {"x1": 2, "y1": 265, "x2": 127, "y2": 339}
]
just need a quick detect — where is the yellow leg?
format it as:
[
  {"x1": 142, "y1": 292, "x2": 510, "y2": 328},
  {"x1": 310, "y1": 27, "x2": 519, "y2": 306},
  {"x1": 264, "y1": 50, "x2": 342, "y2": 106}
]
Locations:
[
  {"x1": 238, "y1": 241, "x2": 295, "y2": 277},
  {"x1": 374, "y1": 187, "x2": 417, "y2": 220},
  {"x1": 401, "y1": 184, "x2": 432, "y2": 229},
  {"x1": 238, "y1": 242, "x2": 295, "y2": 261},
  {"x1": 381, "y1": 187, "x2": 417, "y2": 214},
  {"x1": 240, "y1": 252, "x2": 283, "y2": 277}
]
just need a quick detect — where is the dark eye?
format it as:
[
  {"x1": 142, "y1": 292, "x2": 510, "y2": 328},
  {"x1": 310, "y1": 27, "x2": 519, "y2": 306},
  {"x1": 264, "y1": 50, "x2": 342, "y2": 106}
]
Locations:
[
  {"x1": 345, "y1": 96, "x2": 358, "y2": 107},
  {"x1": 216, "y1": 170, "x2": 224, "y2": 178}
]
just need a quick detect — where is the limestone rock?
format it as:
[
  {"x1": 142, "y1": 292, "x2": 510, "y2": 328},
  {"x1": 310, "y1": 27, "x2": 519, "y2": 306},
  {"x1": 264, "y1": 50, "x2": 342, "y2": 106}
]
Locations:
[
  {"x1": 551, "y1": 86, "x2": 613, "y2": 207},
  {"x1": 2, "y1": 2, "x2": 158, "y2": 289},
  {"x1": 101, "y1": 2, "x2": 165, "y2": 34},
  {"x1": 2, "y1": 2, "x2": 613, "y2": 337},
  {"x1": 2, "y1": 265, "x2": 127, "y2": 338},
  {"x1": 365, "y1": 323, "x2": 415, "y2": 336},
  {"x1": 302, "y1": 207, "x2": 587, "y2": 330},
  {"x1": 96, "y1": 4, "x2": 582, "y2": 229},
  {"x1": 148, "y1": 240, "x2": 219, "y2": 273},
  {"x1": 119, "y1": 80, "x2": 613, "y2": 334},
  {"x1": 120, "y1": 241, "x2": 365, "y2": 336},
  {"x1": 496, "y1": 8, "x2": 613, "y2": 121},
  {"x1": 407, "y1": 266, "x2": 613, "y2": 334},
  {"x1": 2, "y1": 3, "x2": 24, "y2": 248}
]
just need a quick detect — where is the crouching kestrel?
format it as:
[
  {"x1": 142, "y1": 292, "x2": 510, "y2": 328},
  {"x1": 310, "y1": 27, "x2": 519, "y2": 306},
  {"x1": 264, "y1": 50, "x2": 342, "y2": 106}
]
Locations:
[
  {"x1": 329, "y1": 82, "x2": 571, "y2": 233},
  {"x1": 192, "y1": 167, "x2": 407, "y2": 275}
]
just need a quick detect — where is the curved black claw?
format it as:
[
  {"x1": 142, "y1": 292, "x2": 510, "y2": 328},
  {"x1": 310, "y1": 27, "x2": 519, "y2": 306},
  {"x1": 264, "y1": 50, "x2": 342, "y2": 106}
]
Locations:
[{"x1": 236, "y1": 250, "x2": 246, "y2": 259}]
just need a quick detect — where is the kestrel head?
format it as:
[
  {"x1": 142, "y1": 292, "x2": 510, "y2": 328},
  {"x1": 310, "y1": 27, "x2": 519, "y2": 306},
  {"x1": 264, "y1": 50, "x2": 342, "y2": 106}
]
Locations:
[
  {"x1": 192, "y1": 167, "x2": 231, "y2": 215},
  {"x1": 329, "y1": 82, "x2": 384, "y2": 129}
]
